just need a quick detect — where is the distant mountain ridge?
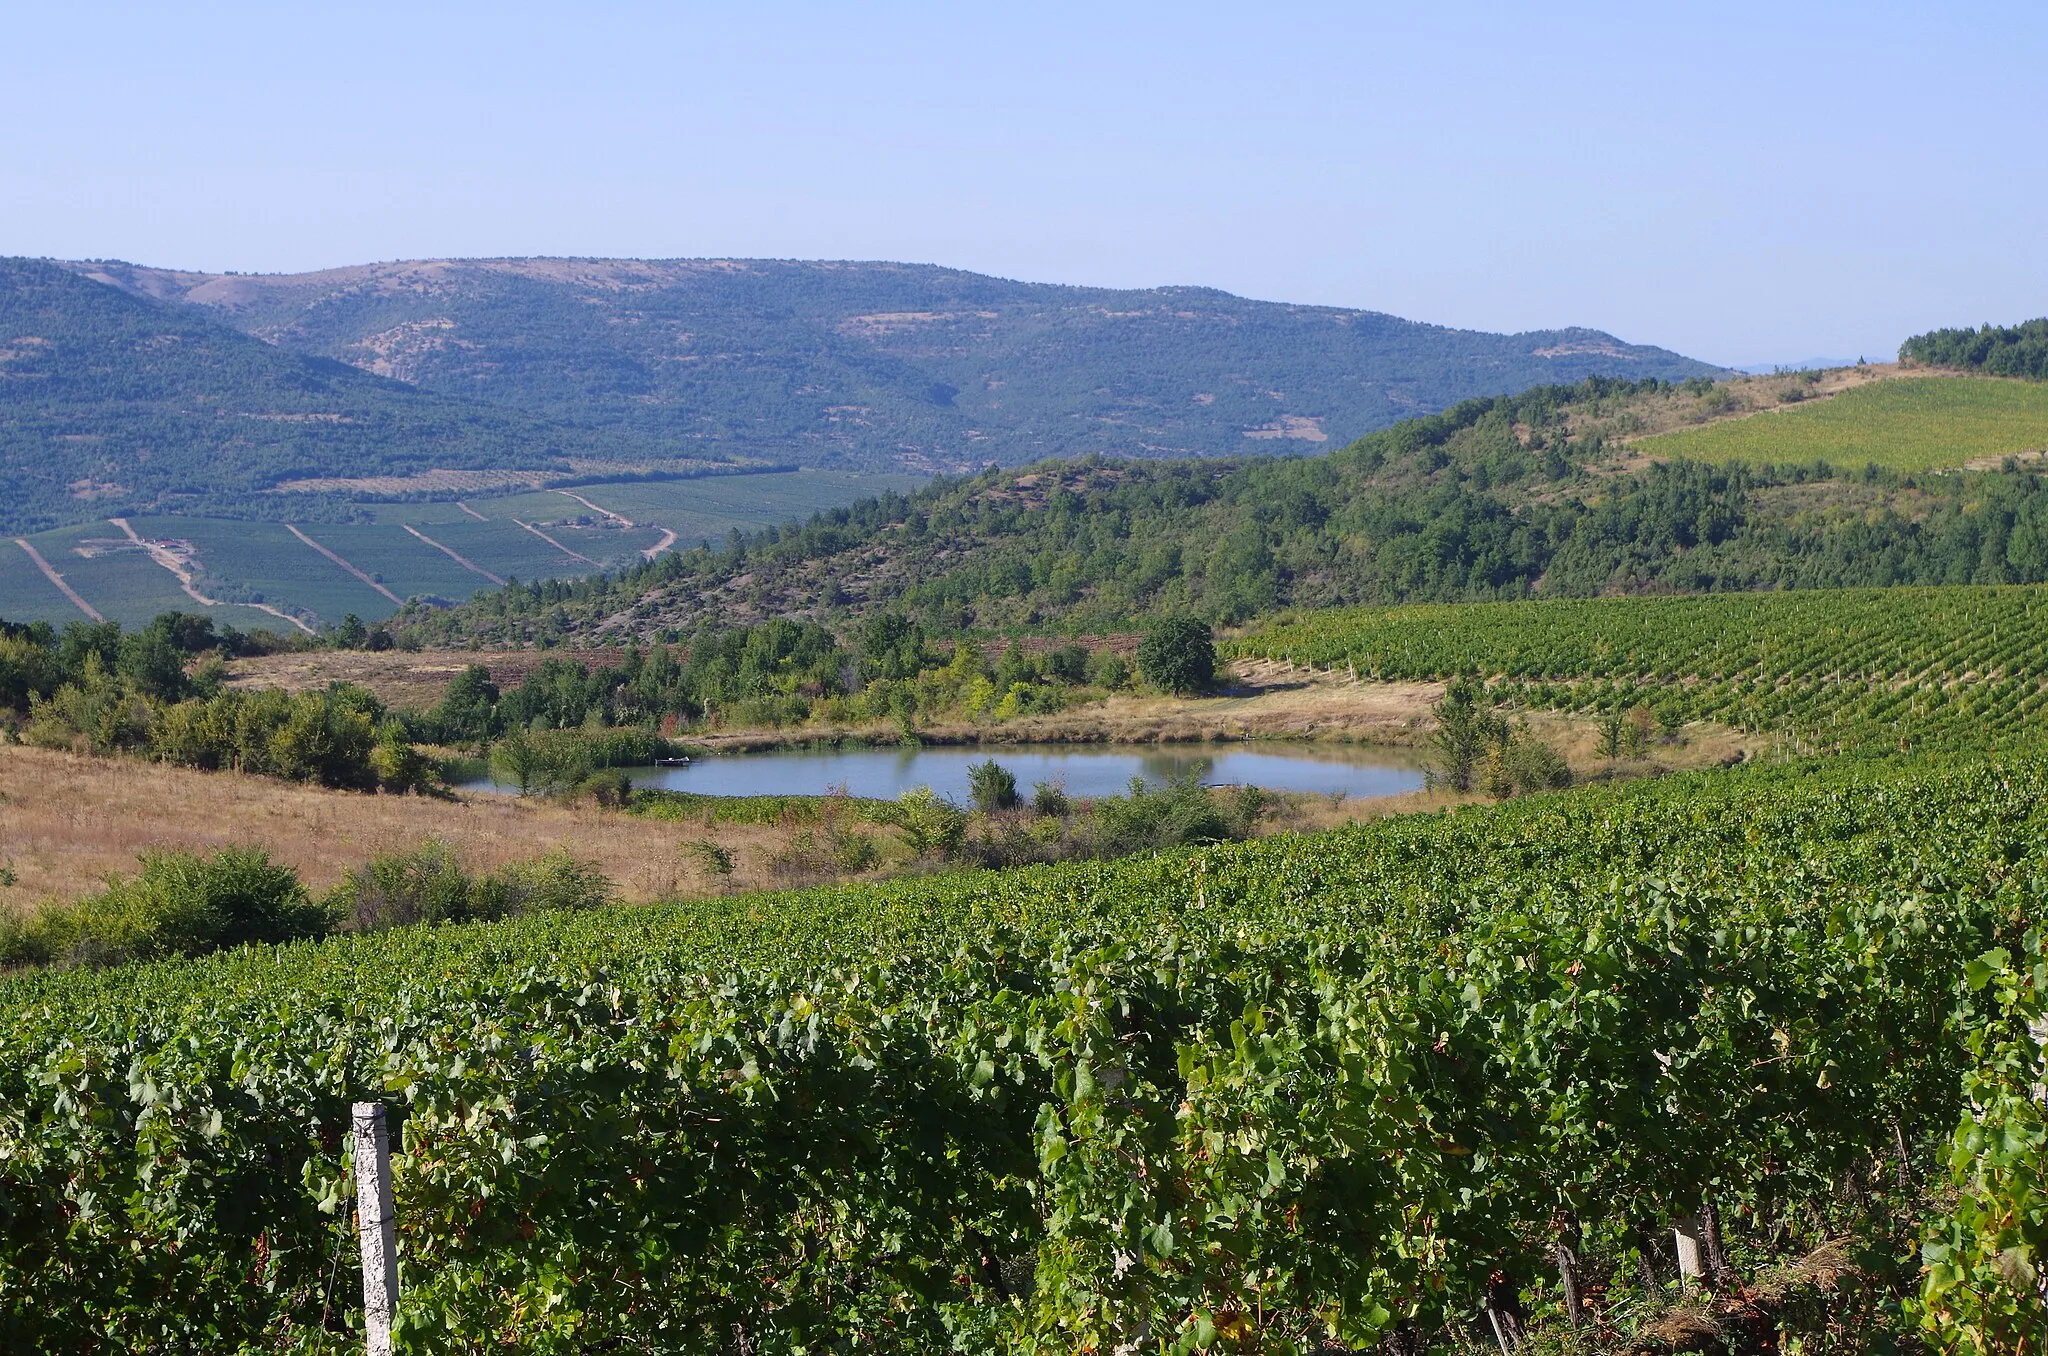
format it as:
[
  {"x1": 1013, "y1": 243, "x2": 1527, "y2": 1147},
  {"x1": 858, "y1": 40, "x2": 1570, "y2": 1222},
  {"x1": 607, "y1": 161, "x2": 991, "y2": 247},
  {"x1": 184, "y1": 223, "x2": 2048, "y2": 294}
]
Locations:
[
  {"x1": 0, "y1": 257, "x2": 679, "y2": 534},
  {"x1": 66, "y1": 256, "x2": 1724, "y2": 475}
]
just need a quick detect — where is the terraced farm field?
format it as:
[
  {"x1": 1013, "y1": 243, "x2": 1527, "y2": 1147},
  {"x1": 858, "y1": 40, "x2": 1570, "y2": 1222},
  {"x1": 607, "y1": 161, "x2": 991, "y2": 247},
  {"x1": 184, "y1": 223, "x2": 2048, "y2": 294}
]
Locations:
[{"x1": 1634, "y1": 374, "x2": 2048, "y2": 471}]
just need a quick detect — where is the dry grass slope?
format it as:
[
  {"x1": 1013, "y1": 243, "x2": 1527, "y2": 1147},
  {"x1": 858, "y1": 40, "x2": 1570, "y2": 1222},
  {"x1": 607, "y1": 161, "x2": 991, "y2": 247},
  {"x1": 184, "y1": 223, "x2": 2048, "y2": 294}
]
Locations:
[{"x1": 0, "y1": 744, "x2": 718, "y2": 911}]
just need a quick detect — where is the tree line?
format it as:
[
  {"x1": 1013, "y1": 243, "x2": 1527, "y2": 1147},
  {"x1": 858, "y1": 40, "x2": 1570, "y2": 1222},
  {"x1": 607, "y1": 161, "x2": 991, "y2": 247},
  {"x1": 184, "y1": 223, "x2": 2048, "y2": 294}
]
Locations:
[
  {"x1": 1900, "y1": 316, "x2": 2048, "y2": 380},
  {"x1": 0, "y1": 611, "x2": 428, "y2": 791}
]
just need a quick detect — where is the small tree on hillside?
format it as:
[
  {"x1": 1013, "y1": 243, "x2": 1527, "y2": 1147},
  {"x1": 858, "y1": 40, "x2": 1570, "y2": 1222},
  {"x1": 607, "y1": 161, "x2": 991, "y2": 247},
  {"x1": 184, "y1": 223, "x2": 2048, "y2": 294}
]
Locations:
[{"x1": 1138, "y1": 618, "x2": 1216, "y2": 695}]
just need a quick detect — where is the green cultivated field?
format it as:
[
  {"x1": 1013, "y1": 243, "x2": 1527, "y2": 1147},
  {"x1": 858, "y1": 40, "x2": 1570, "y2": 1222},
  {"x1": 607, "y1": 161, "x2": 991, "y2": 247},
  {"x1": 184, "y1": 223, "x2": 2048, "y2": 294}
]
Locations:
[
  {"x1": 520, "y1": 469, "x2": 928, "y2": 539},
  {"x1": 1635, "y1": 374, "x2": 2048, "y2": 471},
  {"x1": 0, "y1": 537, "x2": 90, "y2": 625},
  {"x1": 2, "y1": 523, "x2": 304, "y2": 632},
  {"x1": 543, "y1": 519, "x2": 665, "y2": 561},
  {"x1": 291, "y1": 523, "x2": 496, "y2": 606},
  {"x1": 417, "y1": 518, "x2": 608, "y2": 581},
  {"x1": 123, "y1": 516, "x2": 391, "y2": 627},
  {"x1": 355, "y1": 500, "x2": 488, "y2": 526},
  {"x1": 0, "y1": 754, "x2": 2037, "y2": 1349},
  {"x1": 23, "y1": 523, "x2": 209, "y2": 629},
  {"x1": 0, "y1": 472, "x2": 926, "y2": 631},
  {"x1": 1234, "y1": 583, "x2": 2048, "y2": 749}
]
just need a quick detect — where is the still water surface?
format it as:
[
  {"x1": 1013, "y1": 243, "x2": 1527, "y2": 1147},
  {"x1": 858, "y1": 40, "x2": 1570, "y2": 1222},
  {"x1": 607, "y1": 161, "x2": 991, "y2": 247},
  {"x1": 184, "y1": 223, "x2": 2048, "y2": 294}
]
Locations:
[{"x1": 463, "y1": 743, "x2": 1425, "y2": 802}]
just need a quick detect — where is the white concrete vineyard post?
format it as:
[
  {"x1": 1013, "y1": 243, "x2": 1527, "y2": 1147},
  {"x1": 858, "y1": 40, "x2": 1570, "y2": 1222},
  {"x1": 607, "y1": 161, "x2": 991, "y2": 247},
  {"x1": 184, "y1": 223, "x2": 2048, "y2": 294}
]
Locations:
[
  {"x1": 353, "y1": 1102, "x2": 398, "y2": 1356},
  {"x1": 1671, "y1": 1217, "x2": 1706, "y2": 1289}
]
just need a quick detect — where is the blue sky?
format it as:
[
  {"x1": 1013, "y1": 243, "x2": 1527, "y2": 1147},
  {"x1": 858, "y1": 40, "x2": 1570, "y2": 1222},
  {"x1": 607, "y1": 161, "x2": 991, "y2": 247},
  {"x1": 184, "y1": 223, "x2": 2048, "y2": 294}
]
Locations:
[{"x1": 3, "y1": 2, "x2": 2042, "y2": 367}]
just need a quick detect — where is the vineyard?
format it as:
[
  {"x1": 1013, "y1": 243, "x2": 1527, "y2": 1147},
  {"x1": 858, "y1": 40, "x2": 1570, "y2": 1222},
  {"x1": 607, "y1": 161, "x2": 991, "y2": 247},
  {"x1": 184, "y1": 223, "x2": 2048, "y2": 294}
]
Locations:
[
  {"x1": 3, "y1": 753, "x2": 2045, "y2": 1351},
  {"x1": 1631, "y1": 374, "x2": 2048, "y2": 472},
  {"x1": 1232, "y1": 583, "x2": 2048, "y2": 750}
]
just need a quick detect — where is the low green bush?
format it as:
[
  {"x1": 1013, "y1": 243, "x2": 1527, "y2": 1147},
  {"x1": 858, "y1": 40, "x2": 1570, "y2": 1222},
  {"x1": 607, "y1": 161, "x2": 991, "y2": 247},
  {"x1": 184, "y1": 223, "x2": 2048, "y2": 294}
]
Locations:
[
  {"x1": 1137, "y1": 616, "x2": 1216, "y2": 694},
  {"x1": 1032, "y1": 780, "x2": 1069, "y2": 816},
  {"x1": 967, "y1": 758, "x2": 1020, "y2": 812},
  {"x1": 1089, "y1": 773, "x2": 1233, "y2": 854},
  {"x1": 630, "y1": 788, "x2": 892, "y2": 826},
  {"x1": 1485, "y1": 725, "x2": 1574, "y2": 798},
  {"x1": 327, "y1": 841, "x2": 612, "y2": 932},
  {"x1": 0, "y1": 846, "x2": 325, "y2": 968},
  {"x1": 489, "y1": 728, "x2": 693, "y2": 795},
  {"x1": 897, "y1": 786, "x2": 968, "y2": 858}
]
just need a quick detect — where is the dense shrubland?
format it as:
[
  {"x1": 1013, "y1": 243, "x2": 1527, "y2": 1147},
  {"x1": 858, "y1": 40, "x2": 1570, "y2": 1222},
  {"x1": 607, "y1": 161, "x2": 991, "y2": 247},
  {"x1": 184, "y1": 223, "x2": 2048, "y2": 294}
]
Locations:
[
  {"x1": 627, "y1": 765, "x2": 1282, "y2": 888},
  {"x1": 1, "y1": 612, "x2": 432, "y2": 791},
  {"x1": 416, "y1": 615, "x2": 1149, "y2": 757},
  {"x1": 1, "y1": 753, "x2": 2043, "y2": 1350}
]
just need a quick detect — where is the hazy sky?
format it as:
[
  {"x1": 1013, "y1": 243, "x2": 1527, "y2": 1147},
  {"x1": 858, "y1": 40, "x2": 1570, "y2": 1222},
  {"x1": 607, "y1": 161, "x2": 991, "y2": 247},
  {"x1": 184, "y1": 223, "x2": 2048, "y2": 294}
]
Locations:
[{"x1": 4, "y1": 2, "x2": 2043, "y2": 367}]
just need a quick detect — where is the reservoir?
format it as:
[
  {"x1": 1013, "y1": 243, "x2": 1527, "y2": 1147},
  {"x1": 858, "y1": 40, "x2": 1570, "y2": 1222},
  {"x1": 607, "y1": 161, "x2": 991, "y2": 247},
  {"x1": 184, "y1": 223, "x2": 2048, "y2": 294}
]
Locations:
[{"x1": 461, "y1": 742, "x2": 1426, "y2": 802}]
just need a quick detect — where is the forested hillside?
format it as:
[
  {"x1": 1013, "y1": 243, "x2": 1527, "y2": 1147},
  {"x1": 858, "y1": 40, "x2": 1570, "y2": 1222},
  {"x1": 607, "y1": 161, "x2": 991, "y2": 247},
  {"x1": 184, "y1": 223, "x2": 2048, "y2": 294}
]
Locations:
[
  {"x1": 0, "y1": 259, "x2": 691, "y2": 534},
  {"x1": 72, "y1": 256, "x2": 1722, "y2": 474},
  {"x1": 1901, "y1": 316, "x2": 2048, "y2": 380},
  {"x1": 392, "y1": 374, "x2": 2048, "y2": 644}
]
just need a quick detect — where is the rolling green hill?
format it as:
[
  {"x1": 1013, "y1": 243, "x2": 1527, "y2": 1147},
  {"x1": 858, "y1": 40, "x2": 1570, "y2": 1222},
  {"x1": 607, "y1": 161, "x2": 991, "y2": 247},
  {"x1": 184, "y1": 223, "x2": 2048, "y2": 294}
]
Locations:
[
  {"x1": 389, "y1": 373, "x2": 2048, "y2": 645},
  {"x1": 74, "y1": 255, "x2": 1724, "y2": 475}
]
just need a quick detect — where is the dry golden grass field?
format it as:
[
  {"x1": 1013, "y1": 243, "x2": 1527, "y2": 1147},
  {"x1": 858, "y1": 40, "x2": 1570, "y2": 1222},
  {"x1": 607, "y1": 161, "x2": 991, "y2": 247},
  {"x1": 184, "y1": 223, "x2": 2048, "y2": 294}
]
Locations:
[{"x1": 0, "y1": 744, "x2": 742, "y2": 911}]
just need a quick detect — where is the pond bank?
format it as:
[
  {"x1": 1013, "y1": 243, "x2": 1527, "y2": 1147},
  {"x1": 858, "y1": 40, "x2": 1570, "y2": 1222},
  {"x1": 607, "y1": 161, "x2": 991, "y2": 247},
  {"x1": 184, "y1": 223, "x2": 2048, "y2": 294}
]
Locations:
[
  {"x1": 691, "y1": 660, "x2": 1448, "y2": 752},
  {"x1": 459, "y1": 742, "x2": 1430, "y2": 803}
]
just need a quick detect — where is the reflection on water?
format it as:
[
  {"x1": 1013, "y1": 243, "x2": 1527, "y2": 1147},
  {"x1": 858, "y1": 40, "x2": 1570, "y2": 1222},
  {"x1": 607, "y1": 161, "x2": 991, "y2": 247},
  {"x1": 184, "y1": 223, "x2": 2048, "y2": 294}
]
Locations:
[{"x1": 460, "y1": 742, "x2": 1426, "y2": 803}]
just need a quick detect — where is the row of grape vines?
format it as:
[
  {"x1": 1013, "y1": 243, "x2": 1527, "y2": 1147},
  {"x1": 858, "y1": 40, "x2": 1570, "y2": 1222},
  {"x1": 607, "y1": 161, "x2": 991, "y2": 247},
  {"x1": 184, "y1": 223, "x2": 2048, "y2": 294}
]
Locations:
[
  {"x1": 1921, "y1": 923, "x2": 2048, "y2": 1351},
  {"x1": 1229, "y1": 584, "x2": 2048, "y2": 748},
  {"x1": 3, "y1": 755, "x2": 2045, "y2": 1351}
]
